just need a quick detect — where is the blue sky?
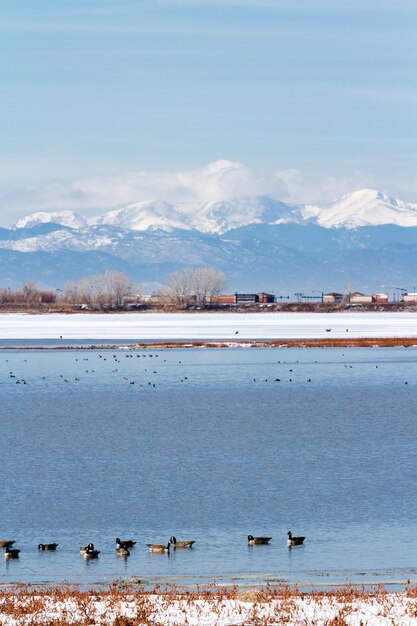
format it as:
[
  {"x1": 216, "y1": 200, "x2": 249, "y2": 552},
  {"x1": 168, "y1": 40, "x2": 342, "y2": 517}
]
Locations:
[{"x1": 0, "y1": 0, "x2": 416, "y2": 224}]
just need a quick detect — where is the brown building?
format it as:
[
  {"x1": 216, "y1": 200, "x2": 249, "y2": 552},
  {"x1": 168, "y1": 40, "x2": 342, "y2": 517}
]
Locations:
[{"x1": 214, "y1": 294, "x2": 236, "y2": 305}]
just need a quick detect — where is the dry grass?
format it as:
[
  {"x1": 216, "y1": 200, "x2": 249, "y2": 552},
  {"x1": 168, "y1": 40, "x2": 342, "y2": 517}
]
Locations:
[
  {"x1": 2, "y1": 337, "x2": 417, "y2": 352},
  {"x1": 1, "y1": 583, "x2": 417, "y2": 625}
]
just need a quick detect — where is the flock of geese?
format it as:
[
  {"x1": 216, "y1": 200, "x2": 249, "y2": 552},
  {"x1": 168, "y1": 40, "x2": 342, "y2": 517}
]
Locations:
[{"x1": 1, "y1": 532, "x2": 305, "y2": 560}]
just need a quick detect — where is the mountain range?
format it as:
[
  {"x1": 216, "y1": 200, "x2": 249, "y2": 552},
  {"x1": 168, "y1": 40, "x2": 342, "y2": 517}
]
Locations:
[{"x1": 2, "y1": 189, "x2": 417, "y2": 294}]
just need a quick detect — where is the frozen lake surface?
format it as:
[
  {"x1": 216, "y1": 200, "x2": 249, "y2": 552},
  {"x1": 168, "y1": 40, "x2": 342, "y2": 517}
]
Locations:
[{"x1": 1, "y1": 311, "x2": 417, "y2": 340}]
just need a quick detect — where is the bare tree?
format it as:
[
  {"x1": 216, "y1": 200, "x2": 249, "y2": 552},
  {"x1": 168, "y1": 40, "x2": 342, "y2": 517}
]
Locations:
[
  {"x1": 193, "y1": 267, "x2": 226, "y2": 306},
  {"x1": 104, "y1": 271, "x2": 135, "y2": 308},
  {"x1": 63, "y1": 272, "x2": 136, "y2": 309},
  {"x1": 160, "y1": 268, "x2": 195, "y2": 307},
  {"x1": 162, "y1": 267, "x2": 226, "y2": 308},
  {"x1": 19, "y1": 281, "x2": 38, "y2": 303}
]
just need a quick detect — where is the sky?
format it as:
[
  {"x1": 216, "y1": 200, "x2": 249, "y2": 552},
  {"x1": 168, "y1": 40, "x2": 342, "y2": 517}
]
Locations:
[{"x1": 0, "y1": 0, "x2": 416, "y2": 225}]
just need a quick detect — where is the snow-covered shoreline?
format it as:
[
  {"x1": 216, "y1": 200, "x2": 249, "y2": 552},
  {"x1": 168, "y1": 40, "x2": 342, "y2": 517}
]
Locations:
[
  {"x1": 1, "y1": 311, "x2": 417, "y2": 340},
  {"x1": 1, "y1": 585, "x2": 417, "y2": 625}
]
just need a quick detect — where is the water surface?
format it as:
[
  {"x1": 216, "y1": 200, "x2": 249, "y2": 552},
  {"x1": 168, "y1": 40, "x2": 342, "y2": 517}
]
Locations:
[{"x1": 2, "y1": 346, "x2": 417, "y2": 587}]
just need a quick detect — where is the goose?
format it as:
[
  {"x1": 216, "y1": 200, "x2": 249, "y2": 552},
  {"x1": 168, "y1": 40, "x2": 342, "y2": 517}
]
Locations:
[
  {"x1": 169, "y1": 536, "x2": 196, "y2": 549},
  {"x1": 4, "y1": 546, "x2": 20, "y2": 558},
  {"x1": 116, "y1": 546, "x2": 130, "y2": 557},
  {"x1": 247, "y1": 535, "x2": 271, "y2": 545},
  {"x1": 116, "y1": 538, "x2": 136, "y2": 549},
  {"x1": 287, "y1": 531, "x2": 305, "y2": 546},
  {"x1": 38, "y1": 543, "x2": 58, "y2": 551},
  {"x1": 147, "y1": 542, "x2": 170, "y2": 553},
  {"x1": 0, "y1": 540, "x2": 15, "y2": 549},
  {"x1": 83, "y1": 543, "x2": 100, "y2": 559}
]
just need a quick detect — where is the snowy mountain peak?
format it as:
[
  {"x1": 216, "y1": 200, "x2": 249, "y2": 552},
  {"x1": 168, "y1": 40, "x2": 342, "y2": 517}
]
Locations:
[
  {"x1": 92, "y1": 201, "x2": 191, "y2": 232},
  {"x1": 304, "y1": 189, "x2": 417, "y2": 229},
  {"x1": 9, "y1": 189, "x2": 417, "y2": 235},
  {"x1": 14, "y1": 210, "x2": 87, "y2": 230},
  {"x1": 195, "y1": 196, "x2": 303, "y2": 233}
]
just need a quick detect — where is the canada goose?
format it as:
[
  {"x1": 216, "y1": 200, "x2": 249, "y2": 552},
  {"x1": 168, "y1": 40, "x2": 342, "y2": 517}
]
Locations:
[
  {"x1": 247, "y1": 535, "x2": 271, "y2": 545},
  {"x1": 83, "y1": 543, "x2": 100, "y2": 559},
  {"x1": 287, "y1": 531, "x2": 305, "y2": 546},
  {"x1": 116, "y1": 538, "x2": 136, "y2": 549},
  {"x1": 0, "y1": 540, "x2": 15, "y2": 549},
  {"x1": 169, "y1": 536, "x2": 196, "y2": 549},
  {"x1": 38, "y1": 543, "x2": 58, "y2": 551},
  {"x1": 4, "y1": 546, "x2": 20, "y2": 558},
  {"x1": 116, "y1": 546, "x2": 130, "y2": 557},
  {"x1": 80, "y1": 545, "x2": 89, "y2": 555},
  {"x1": 147, "y1": 542, "x2": 170, "y2": 553}
]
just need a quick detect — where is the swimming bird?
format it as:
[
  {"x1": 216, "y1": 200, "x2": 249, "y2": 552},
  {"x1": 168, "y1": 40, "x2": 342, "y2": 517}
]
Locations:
[
  {"x1": 169, "y1": 536, "x2": 195, "y2": 549},
  {"x1": 0, "y1": 540, "x2": 15, "y2": 549},
  {"x1": 116, "y1": 546, "x2": 130, "y2": 557},
  {"x1": 38, "y1": 543, "x2": 58, "y2": 551},
  {"x1": 287, "y1": 531, "x2": 305, "y2": 546},
  {"x1": 4, "y1": 546, "x2": 20, "y2": 558},
  {"x1": 247, "y1": 535, "x2": 271, "y2": 545},
  {"x1": 83, "y1": 543, "x2": 100, "y2": 559},
  {"x1": 147, "y1": 542, "x2": 170, "y2": 553},
  {"x1": 116, "y1": 538, "x2": 136, "y2": 549}
]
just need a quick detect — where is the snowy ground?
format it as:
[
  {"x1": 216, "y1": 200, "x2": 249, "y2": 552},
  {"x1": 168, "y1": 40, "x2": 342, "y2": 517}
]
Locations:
[
  {"x1": 1, "y1": 589, "x2": 417, "y2": 625},
  {"x1": 0, "y1": 311, "x2": 417, "y2": 340}
]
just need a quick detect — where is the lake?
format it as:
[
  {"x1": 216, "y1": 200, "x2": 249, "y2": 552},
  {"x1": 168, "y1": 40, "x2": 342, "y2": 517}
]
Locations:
[{"x1": 2, "y1": 345, "x2": 417, "y2": 588}]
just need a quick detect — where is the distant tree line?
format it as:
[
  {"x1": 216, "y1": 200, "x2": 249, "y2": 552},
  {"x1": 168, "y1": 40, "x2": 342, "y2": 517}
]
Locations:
[
  {"x1": 0, "y1": 267, "x2": 226, "y2": 310},
  {"x1": 158, "y1": 267, "x2": 226, "y2": 307},
  {"x1": 63, "y1": 271, "x2": 137, "y2": 309},
  {"x1": 0, "y1": 281, "x2": 56, "y2": 305}
]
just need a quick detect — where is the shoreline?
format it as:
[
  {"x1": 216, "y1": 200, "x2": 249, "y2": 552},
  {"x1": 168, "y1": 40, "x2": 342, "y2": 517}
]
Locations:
[
  {"x1": 2, "y1": 337, "x2": 417, "y2": 350},
  {"x1": 1, "y1": 582, "x2": 417, "y2": 625}
]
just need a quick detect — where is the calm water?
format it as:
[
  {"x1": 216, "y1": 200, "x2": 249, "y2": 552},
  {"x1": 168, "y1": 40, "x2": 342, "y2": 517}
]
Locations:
[{"x1": 2, "y1": 346, "x2": 417, "y2": 588}]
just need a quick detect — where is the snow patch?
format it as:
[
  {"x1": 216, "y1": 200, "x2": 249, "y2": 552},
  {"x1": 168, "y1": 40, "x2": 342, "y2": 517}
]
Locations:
[{"x1": 14, "y1": 211, "x2": 87, "y2": 230}]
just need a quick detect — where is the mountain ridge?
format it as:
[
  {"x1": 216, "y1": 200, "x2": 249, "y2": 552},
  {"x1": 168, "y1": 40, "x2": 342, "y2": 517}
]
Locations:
[
  {"x1": 2, "y1": 188, "x2": 417, "y2": 293},
  {"x1": 10, "y1": 189, "x2": 417, "y2": 234}
]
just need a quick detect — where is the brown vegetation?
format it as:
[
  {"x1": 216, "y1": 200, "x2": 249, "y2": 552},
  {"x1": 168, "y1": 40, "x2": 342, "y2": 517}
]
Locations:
[
  {"x1": 1, "y1": 582, "x2": 417, "y2": 625},
  {"x1": 0, "y1": 281, "x2": 57, "y2": 308}
]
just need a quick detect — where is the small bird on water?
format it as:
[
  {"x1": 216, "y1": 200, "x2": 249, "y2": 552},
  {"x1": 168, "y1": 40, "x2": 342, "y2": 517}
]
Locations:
[
  {"x1": 4, "y1": 546, "x2": 20, "y2": 559},
  {"x1": 247, "y1": 535, "x2": 271, "y2": 545},
  {"x1": 169, "y1": 536, "x2": 196, "y2": 549},
  {"x1": 38, "y1": 543, "x2": 58, "y2": 551},
  {"x1": 116, "y1": 538, "x2": 136, "y2": 549},
  {"x1": 147, "y1": 541, "x2": 170, "y2": 553},
  {"x1": 287, "y1": 531, "x2": 305, "y2": 546}
]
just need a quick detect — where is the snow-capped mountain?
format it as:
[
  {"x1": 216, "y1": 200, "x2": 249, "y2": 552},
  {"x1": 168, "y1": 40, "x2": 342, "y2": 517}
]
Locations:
[
  {"x1": 4, "y1": 188, "x2": 417, "y2": 292},
  {"x1": 15, "y1": 210, "x2": 87, "y2": 230},
  {"x1": 304, "y1": 189, "x2": 417, "y2": 228},
  {"x1": 92, "y1": 201, "x2": 191, "y2": 232},
  {"x1": 89, "y1": 197, "x2": 303, "y2": 233},
  {"x1": 12, "y1": 189, "x2": 417, "y2": 234},
  {"x1": 193, "y1": 196, "x2": 304, "y2": 233}
]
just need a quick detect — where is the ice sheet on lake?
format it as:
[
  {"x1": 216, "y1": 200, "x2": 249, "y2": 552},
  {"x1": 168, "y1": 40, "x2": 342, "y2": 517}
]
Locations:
[{"x1": 1, "y1": 312, "x2": 417, "y2": 340}]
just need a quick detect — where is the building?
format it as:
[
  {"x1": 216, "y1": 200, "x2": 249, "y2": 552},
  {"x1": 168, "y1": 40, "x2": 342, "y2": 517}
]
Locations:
[
  {"x1": 214, "y1": 292, "x2": 275, "y2": 304},
  {"x1": 258, "y1": 292, "x2": 275, "y2": 303},
  {"x1": 235, "y1": 292, "x2": 275, "y2": 304},
  {"x1": 214, "y1": 294, "x2": 236, "y2": 305},
  {"x1": 373, "y1": 293, "x2": 389, "y2": 303},
  {"x1": 402, "y1": 293, "x2": 417, "y2": 303},
  {"x1": 323, "y1": 292, "x2": 344, "y2": 304},
  {"x1": 349, "y1": 292, "x2": 373, "y2": 304}
]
